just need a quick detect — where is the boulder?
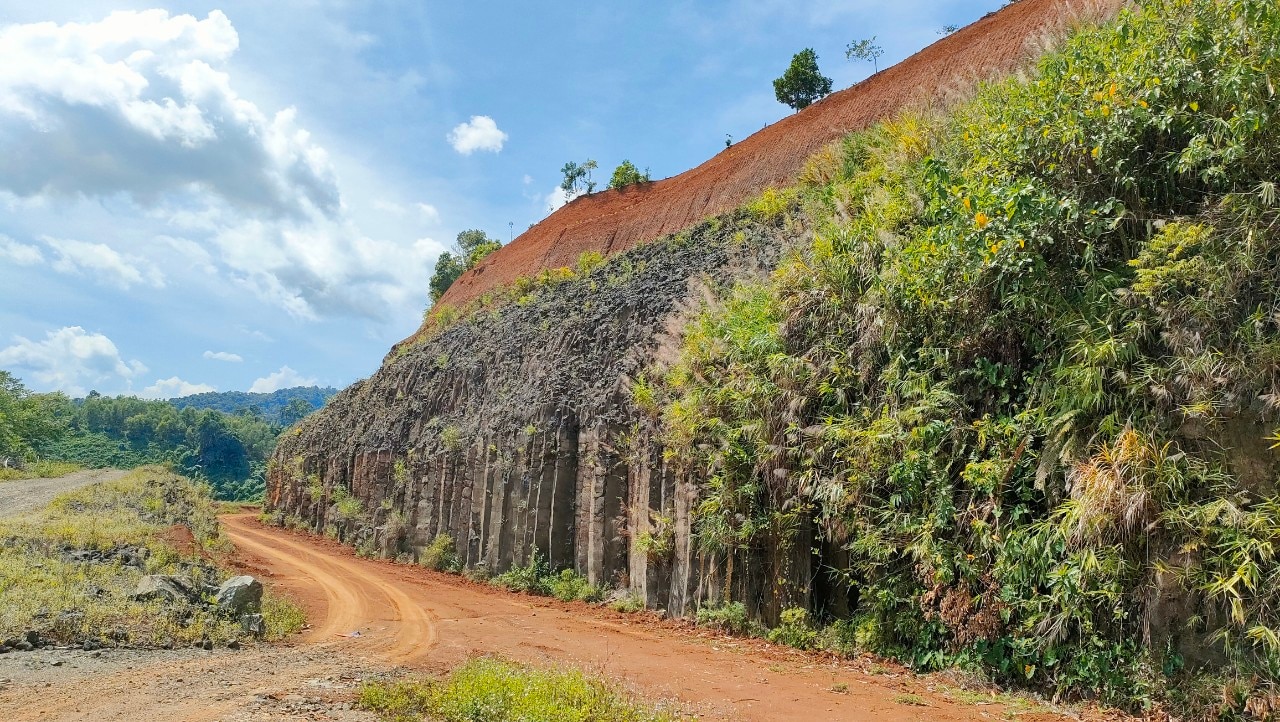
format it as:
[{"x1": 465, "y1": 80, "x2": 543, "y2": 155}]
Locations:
[
  {"x1": 240, "y1": 613, "x2": 267, "y2": 637},
  {"x1": 131, "y1": 575, "x2": 196, "y2": 604},
  {"x1": 215, "y1": 576, "x2": 263, "y2": 615}
]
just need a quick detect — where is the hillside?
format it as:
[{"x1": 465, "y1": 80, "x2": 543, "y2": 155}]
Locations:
[
  {"x1": 170, "y1": 386, "x2": 337, "y2": 425},
  {"x1": 428, "y1": 0, "x2": 1122, "y2": 317},
  {"x1": 267, "y1": 0, "x2": 1280, "y2": 713}
]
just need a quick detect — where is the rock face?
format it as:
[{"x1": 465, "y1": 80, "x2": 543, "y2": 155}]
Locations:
[
  {"x1": 132, "y1": 575, "x2": 196, "y2": 604},
  {"x1": 268, "y1": 215, "x2": 790, "y2": 616}
]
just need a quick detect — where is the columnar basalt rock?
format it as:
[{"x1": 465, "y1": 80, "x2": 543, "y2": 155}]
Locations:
[{"x1": 268, "y1": 216, "x2": 791, "y2": 614}]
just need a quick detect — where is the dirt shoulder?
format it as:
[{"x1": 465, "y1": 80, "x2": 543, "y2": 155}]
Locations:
[{"x1": 0, "y1": 468, "x2": 128, "y2": 519}]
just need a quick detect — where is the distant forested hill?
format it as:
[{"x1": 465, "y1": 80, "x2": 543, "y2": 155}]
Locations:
[{"x1": 171, "y1": 386, "x2": 337, "y2": 426}]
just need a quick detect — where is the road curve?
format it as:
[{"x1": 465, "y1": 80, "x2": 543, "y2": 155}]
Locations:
[{"x1": 216, "y1": 514, "x2": 1058, "y2": 721}]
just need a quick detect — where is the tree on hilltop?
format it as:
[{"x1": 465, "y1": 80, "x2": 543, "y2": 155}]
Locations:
[
  {"x1": 607, "y1": 160, "x2": 651, "y2": 190},
  {"x1": 846, "y1": 36, "x2": 884, "y2": 72},
  {"x1": 429, "y1": 229, "x2": 503, "y2": 302},
  {"x1": 773, "y1": 48, "x2": 833, "y2": 111}
]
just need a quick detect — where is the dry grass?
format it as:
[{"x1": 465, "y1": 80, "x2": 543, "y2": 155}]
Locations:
[{"x1": 0, "y1": 466, "x2": 304, "y2": 647}]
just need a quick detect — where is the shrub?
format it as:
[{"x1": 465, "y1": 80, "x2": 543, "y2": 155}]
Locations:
[
  {"x1": 545, "y1": 569, "x2": 601, "y2": 603},
  {"x1": 492, "y1": 551, "x2": 550, "y2": 595},
  {"x1": 610, "y1": 593, "x2": 645, "y2": 614},
  {"x1": 767, "y1": 607, "x2": 818, "y2": 650},
  {"x1": 420, "y1": 533, "x2": 459, "y2": 572},
  {"x1": 695, "y1": 601, "x2": 751, "y2": 636}
]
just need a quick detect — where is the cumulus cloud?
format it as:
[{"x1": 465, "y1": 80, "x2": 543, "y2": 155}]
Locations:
[
  {"x1": 447, "y1": 115, "x2": 507, "y2": 154},
  {"x1": 249, "y1": 365, "x2": 317, "y2": 393},
  {"x1": 0, "y1": 10, "x2": 339, "y2": 218},
  {"x1": 42, "y1": 236, "x2": 165, "y2": 289},
  {"x1": 141, "y1": 376, "x2": 215, "y2": 399},
  {"x1": 0, "y1": 326, "x2": 146, "y2": 396},
  {"x1": 203, "y1": 350, "x2": 242, "y2": 363},
  {"x1": 415, "y1": 203, "x2": 440, "y2": 223},
  {"x1": 0, "y1": 11, "x2": 441, "y2": 321},
  {"x1": 0, "y1": 235, "x2": 42, "y2": 265},
  {"x1": 545, "y1": 185, "x2": 578, "y2": 214}
]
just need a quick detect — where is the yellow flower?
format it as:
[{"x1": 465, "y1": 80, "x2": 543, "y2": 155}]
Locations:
[
  {"x1": 975, "y1": 212, "x2": 991, "y2": 229},
  {"x1": 1018, "y1": 238, "x2": 1026, "y2": 249},
  {"x1": 962, "y1": 197, "x2": 972, "y2": 212},
  {"x1": 1100, "y1": 104, "x2": 1111, "y2": 116},
  {"x1": 1190, "y1": 101, "x2": 1200, "y2": 112},
  {"x1": 1091, "y1": 146, "x2": 1101, "y2": 159},
  {"x1": 989, "y1": 241, "x2": 1000, "y2": 254},
  {"x1": 1139, "y1": 99, "x2": 1149, "y2": 108},
  {"x1": 1109, "y1": 82, "x2": 1118, "y2": 97}
]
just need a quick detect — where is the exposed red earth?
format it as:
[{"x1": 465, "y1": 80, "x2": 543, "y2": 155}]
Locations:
[{"x1": 431, "y1": 0, "x2": 1124, "y2": 320}]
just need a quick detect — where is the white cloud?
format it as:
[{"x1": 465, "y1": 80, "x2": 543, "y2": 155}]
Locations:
[
  {"x1": 203, "y1": 350, "x2": 242, "y2": 363},
  {"x1": 0, "y1": 326, "x2": 146, "y2": 396},
  {"x1": 415, "y1": 202, "x2": 440, "y2": 223},
  {"x1": 249, "y1": 365, "x2": 317, "y2": 393},
  {"x1": 0, "y1": 10, "x2": 339, "y2": 219},
  {"x1": 373, "y1": 199, "x2": 406, "y2": 215},
  {"x1": 42, "y1": 236, "x2": 165, "y2": 289},
  {"x1": 522, "y1": 174, "x2": 533, "y2": 185},
  {"x1": 545, "y1": 185, "x2": 579, "y2": 214},
  {"x1": 447, "y1": 115, "x2": 507, "y2": 155},
  {"x1": 0, "y1": 10, "x2": 438, "y2": 321},
  {"x1": 0, "y1": 235, "x2": 42, "y2": 265},
  {"x1": 141, "y1": 376, "x2": 215, "y2": 399}
]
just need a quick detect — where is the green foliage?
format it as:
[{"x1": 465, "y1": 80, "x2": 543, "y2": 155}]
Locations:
[
  {"x1": 634, "y1": 512, "x2": 675, "y2": 560},
  {"x1": 652, "y1": 0, "x2": 1280, "y2": 711},
  {"x1": 0, "y1": 371, "x2": 71, "y2": 463},
  {"x1": 358, "y1": 657, "x2": 679, "y2": 722},
  {"x1": 744, "y1": 186, "x2": 796, "y2": 221},
  {"x1": 767, "y1": 607, "x2": 818, "y2": 650},
  {"x1": 430, "y1": 229, "x2": 504, "y2": 302},
  {"x1": 420, "y1": 533, "x2": 458, "y2": 571},
  {"x1": 545, "y1": 569, "x2": 602, "y2": 603},
  {"x1": 610, "y1": 593, "x2": 645, "y2": 613},
  {"x1": 492, "y1": 551, "x2": 551, "y2": 595},
  {"x1": 608, "y1": 160, "x2": 651, "y2": 190},
  {"x1": 560, "y1": 159, "x2": 599, "y2": 197},
  {"x1": 169, "y1": 386, "x2": 335, "y2": 426},
  {"x1": 695, "y1": 601, "x2": 751, "y2": 636},
  {"x1": 845, "y1": 36, "x2": 884, "y2": 72},
  {"x1": 773, "y1": 48, "x2": 832, "y2": 111}
]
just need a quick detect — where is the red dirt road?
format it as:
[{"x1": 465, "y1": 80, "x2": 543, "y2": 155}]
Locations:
[
  {"x1": 0, "y1": 515, "x2": 1092, "y2": 721},
  {"x1": 223, "y1": 515, "x2": 1070, "y2": 721}
]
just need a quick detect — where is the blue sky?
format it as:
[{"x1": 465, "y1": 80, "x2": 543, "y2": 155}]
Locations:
[{"x1": 0, "y1": 1, "x2": 1003, "y2": 398}]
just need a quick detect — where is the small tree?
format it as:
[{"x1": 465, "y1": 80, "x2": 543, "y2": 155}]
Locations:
[
  {"x1": 773, "y1": 48, "x2": 833, "y2": 111},
  {"x1": 607, "y1": 160, "x2": 651, "y2": 190},
  {"x1": 846, "y1": 36, "x2": 884, "y2": 72},
  {"x1": 428, "y1": 229, "x2": 503, "y2": 301},
  {"x1": 559, "y1": 159, "x2": 599, "y2": 196}
]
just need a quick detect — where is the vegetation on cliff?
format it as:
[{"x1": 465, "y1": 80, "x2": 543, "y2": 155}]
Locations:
[{"x1": 650, "y1": 0, "x2": 1280, "y2": 711}]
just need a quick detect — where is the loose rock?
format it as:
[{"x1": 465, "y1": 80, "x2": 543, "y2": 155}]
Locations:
[
  {"x1": 132, "y1": 575, "x2": 196, "y2": 604},
  {"x1": 215, "y1": 576, "x2": 263, "y2": 615}
]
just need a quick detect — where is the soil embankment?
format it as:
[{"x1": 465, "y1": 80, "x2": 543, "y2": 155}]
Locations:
[{"x1": 431, "y1": 0, "x2": 1123, "y2": 317}]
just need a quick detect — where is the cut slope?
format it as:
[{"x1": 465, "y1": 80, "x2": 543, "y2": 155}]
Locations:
[{"x1": 434, "y1": 0, "x2": 1123, "y2": 313}]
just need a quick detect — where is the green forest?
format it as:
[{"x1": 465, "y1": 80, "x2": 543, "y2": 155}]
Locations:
[
  {"x1": 644, "y1": 0, "x2": 1280, "y2": 712},
  {"x1": 0, "y1": 371, "x2": 322, "y2": 500}
]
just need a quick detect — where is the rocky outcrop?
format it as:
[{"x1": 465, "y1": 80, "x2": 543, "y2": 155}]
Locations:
[{"x1": 269, "y1": 214, "x2": 791, "y2": 615}]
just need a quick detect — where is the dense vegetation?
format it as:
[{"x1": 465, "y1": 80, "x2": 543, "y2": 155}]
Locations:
[
  {"x1": 0, "y1": 467, "x2": 304, "y2": 647},
  {"x1": 170, "y1": 386, "x2": 335, "y2": 426},
  {"x1": 0, "y1": 371, "x2": 310, "y2": 500},
  {"x1": 650, "y1": 0, "x2": 1280, "y2": 713}
]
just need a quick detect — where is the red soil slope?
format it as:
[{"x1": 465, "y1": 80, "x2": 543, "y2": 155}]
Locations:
[{"x1": 435, "y1": 0, "x2": 1123, "y2": 312}]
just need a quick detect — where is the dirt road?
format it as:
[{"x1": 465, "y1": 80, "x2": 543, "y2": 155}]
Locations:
[
  {"x1": 0, "y1": 514, "x2": 1077, "y2": 721},
  {"x1": 0, "y1": 468, "x2": 128, "y2": 519}
]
